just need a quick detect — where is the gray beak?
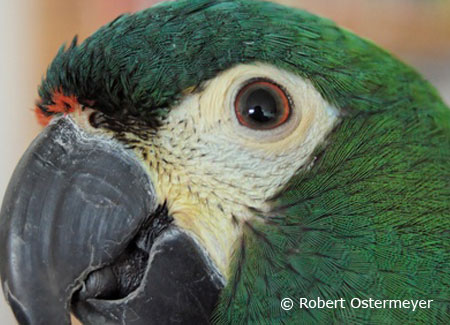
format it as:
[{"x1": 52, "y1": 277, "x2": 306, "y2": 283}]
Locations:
[{"x1": 0, "y1": 118, "x2": 223, "y2": 325}]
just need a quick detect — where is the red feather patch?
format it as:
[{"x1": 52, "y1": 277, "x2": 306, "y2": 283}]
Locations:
[{"x1": 35, "y1": 90, "x2": 80, "y2": 126}]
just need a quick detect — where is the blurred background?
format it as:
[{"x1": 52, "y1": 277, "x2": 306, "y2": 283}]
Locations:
[{"x1": 0, "y1": 0, "x2": 449, "y2": 323}]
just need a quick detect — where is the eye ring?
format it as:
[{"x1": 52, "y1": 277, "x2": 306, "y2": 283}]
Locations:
[{"x1": 234, "y1": 78, "x2": 291, "y2": 130}]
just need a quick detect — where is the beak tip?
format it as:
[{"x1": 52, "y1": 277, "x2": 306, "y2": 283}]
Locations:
[{"x1": 3, "y1": 284, "x2": 31, "y2": 325}]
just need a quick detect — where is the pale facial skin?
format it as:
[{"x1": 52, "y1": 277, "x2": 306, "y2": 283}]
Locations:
[{"x1": 70, "y1": 63, "x2": 340, "y2": 279}]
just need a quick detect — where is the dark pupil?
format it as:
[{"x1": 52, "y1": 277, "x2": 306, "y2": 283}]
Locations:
[{"x1": 244, "y1": 88, "x2": 278, "y2": 125}]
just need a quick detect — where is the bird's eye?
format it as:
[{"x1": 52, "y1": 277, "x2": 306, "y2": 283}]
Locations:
[{"x1": 234, "y1": 79, "x2": 291, "y2": 130}]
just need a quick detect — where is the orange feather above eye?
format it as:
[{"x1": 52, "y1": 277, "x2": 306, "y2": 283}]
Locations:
[{"x1": 35, "y1": 90, "x2": 80, "y2": 126}]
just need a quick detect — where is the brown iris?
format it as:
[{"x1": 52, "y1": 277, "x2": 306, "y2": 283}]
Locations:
[{"x1": 234, "y1": 79, "x2": 291, "y2": 130}]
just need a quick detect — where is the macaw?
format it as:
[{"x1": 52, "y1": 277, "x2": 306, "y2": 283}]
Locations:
[{"x1": 1, "y1": 0, "x2": 449, "y2": 324}]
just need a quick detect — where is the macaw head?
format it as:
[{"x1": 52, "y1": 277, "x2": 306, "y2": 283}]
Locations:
[{"x1": 1, "y1": 0, "x2": 449, "y2": 324}]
